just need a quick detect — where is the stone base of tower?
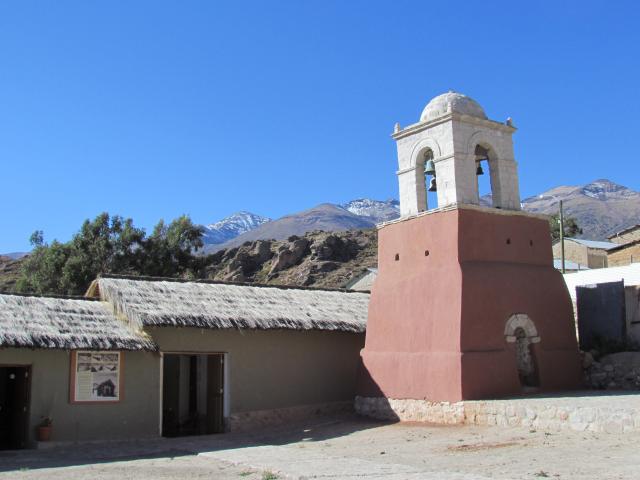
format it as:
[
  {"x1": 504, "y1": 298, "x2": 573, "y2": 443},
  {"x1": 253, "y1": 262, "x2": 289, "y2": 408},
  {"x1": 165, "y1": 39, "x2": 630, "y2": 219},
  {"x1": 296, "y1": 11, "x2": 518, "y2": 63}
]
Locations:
[{"x1": 357, "y1": 205, "x2": 582, "y2": 403}]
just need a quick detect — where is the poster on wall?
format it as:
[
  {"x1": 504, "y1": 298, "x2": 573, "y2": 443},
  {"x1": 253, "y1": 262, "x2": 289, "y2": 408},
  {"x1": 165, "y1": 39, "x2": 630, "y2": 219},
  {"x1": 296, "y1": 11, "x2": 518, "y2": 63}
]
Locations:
[{"x1": 72, "y1": 351, "x2": 121, "y2": 402}]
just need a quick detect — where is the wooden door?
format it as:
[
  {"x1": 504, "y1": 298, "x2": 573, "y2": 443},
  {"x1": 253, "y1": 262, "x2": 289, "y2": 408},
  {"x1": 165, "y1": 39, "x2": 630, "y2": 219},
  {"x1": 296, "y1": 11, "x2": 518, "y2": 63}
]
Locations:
[
  {"x1": 206, "y1": 355, "x2": 224, "y2": 434},
  {"x1": 162, "y1": 355, "x2": 180, "y2": 437},
  {"x1": 0, "y1": 367, "x2": 31, "y2": 450}
]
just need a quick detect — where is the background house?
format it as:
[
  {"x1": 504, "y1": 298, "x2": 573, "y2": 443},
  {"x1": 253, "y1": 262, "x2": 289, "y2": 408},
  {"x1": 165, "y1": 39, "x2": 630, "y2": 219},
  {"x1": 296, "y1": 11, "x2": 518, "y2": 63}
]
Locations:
[
  {"x1": 608, "y1": 225, "x2": 640, "y2": 245},
  {"x1": 552, "y1": 238, "x2": 619, "y2": 269}
]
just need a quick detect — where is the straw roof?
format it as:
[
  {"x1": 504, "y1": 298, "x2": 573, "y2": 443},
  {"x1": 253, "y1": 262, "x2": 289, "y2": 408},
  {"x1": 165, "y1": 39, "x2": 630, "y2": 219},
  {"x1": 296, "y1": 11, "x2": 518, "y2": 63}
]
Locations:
[
  {"x1": 96, "y1": 276, "x2": 369, "y2": 333},
  {"x1": 0, "y1": 293, "x2": 155, "y2": 350}
]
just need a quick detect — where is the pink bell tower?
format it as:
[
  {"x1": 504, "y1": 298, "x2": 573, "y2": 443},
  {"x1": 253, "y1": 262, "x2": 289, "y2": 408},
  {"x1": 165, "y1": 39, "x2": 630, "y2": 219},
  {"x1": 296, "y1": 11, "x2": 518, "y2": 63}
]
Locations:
[{"x1": 357, "y1": 92, "x2": 581, "y2": 405}]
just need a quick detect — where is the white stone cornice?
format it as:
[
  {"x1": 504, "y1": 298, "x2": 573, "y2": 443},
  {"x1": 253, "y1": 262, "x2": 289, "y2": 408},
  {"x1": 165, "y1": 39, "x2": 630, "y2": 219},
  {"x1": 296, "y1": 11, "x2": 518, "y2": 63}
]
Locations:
[{"x1": 392, "y1": 112, "x2": 516, "y2": 140}]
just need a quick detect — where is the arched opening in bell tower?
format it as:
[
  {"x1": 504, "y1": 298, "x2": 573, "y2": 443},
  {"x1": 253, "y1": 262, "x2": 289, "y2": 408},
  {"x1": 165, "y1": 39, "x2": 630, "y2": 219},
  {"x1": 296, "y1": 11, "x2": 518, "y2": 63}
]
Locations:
[
  {"x1": 473, "y1": 143, "x2": 496, "y2": 208},
  {"x1": 421, "y1": 149, "x2": 438, "y2": 211}
]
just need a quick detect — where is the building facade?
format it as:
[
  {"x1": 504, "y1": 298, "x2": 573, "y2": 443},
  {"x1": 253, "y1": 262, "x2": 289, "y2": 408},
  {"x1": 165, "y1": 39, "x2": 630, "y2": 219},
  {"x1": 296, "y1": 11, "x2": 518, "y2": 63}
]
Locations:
[
  {"x1": 608, "y1": 241, "x2": 640, "y2": 267},
  {"x1": 552, "y1": 238, "x2": 618, "y2": 269},
  {"x1": 608, "y1": 225, "x2": 640, "y2": 245},
  {"x1": 0, "y1": 277, "x2": 368, "y2": 448}
]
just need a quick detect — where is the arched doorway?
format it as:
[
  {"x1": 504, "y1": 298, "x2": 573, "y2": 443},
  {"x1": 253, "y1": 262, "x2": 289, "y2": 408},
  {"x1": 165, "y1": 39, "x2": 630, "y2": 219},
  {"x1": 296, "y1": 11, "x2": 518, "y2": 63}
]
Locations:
[{"x1": 505, "y1": 314, "x2": 541, "y2": 389}]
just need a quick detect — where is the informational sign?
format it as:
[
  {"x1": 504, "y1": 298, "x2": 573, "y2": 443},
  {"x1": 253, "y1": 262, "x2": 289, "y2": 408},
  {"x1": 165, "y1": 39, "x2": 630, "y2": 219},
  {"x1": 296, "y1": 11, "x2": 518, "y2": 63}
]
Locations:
[{"x1": 72, "y1": 351, "x2": 121, "y2": 402}]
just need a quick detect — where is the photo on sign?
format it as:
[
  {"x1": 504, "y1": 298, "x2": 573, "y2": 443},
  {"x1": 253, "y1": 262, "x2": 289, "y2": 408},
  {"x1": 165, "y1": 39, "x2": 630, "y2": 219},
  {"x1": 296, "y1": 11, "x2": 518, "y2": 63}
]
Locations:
[
  {"x1": 73, "y1": 351, "x2": 121, "y2": 402},
  {"x1": 92, "y1": 372, "x2": 118, "y2": 398}
]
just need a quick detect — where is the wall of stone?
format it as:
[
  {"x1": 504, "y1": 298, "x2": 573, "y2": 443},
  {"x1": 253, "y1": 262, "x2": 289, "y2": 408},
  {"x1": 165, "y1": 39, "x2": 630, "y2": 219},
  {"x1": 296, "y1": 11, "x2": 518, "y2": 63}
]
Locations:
[
  {"x1": 583, "y1": 351, "x2": 640, "y2": 390},
  {"x1": 355, "y1": 394, "x2": 640, "y2": 434}
]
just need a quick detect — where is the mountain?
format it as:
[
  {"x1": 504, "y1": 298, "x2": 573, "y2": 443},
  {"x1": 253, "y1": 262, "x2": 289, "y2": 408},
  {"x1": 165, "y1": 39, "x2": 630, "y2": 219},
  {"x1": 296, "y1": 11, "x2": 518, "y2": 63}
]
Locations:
[
  {"x1": 206, "y1": 203, "x2": 376, "y2": 252},
  {"x1": 202, "y1": 211, "x2": 271, "y2": 246},
  {"x1": 200, "y1": 179, "x2": 640, "y2": 253},
  {"x1": 521, "y1": 179, "x2": 640, "y2": 240},
  {"x1": 341, "y1": 199, "x2": 400, "y2": 223},
  {"x1": 0, "y1": 252, "x2": 28, "y2": 260}
]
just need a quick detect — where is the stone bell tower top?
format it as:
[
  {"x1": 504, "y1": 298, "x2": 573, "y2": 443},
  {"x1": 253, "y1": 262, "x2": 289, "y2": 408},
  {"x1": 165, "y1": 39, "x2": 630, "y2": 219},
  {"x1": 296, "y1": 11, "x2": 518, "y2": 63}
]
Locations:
[
  {"x1": 392, "y1": 91, "x2": 520, "y2": 217},
  {"x1": 420, "y1": 91, "x2": 487, "y2": 122}
]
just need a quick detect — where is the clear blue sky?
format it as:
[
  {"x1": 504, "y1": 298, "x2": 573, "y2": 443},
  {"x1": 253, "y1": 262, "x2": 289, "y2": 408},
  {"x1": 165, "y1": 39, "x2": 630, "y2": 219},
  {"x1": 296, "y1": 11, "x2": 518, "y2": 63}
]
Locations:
[{"x1": 1, "y1": 1, "x2": 638, "y2": 252}]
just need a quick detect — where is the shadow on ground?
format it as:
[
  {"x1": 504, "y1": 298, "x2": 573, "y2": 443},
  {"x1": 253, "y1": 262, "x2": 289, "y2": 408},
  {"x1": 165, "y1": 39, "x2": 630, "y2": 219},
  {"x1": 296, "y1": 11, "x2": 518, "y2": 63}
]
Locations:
[{"x1": 0, "y1": 413, "x2": 389, "y2": 473}]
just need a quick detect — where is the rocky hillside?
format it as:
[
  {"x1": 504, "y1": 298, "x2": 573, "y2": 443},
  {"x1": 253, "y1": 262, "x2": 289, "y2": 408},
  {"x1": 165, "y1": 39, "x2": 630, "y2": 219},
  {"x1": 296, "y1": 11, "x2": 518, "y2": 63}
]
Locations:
[
  {"x1": 0, "y1": 255, "x2": 23, "y2": 291},
  {"x1": 521, "y1": 179, "x2": 640, "y2": 240},
  {"x1": 204, "y1": 229, "x2": 377, "y2": 289}
]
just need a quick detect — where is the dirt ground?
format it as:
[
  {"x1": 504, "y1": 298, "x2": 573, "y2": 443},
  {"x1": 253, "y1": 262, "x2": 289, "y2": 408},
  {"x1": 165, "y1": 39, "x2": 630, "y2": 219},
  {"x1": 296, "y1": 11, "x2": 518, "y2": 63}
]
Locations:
[{"x1": 1, "y1": 414, "x2": 638, "y2": 479}]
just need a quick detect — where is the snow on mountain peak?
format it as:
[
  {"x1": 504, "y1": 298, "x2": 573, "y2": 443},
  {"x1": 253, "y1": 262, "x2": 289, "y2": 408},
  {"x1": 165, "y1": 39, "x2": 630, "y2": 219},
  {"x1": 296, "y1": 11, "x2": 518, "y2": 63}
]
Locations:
[
  {"x1": 580, "y1": 179, "x2": 633, "y2": 200},
  {"x1": 202, "y1": 211, "x2": 272, "y2": 245},
  {"x1": 341, "y1": 198, "x2": 400, "y2": 223}
]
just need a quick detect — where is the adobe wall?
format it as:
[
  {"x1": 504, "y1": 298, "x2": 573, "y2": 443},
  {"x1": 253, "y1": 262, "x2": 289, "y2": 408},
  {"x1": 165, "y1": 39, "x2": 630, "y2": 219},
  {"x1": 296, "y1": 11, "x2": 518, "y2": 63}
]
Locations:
[
  {"x1": 148, "y1": 328, "x2": 365, "y2": 428},
  {"x1": 457, "y1": 209, "x2": 582, "y2": 397},
  {"x1": 359, "y1": 208, "x2": 464, "y2": 401},
  {"x1": 552, "y1": 241, "x2": 609, "y2": 269},
  {"x1": 552, "y1": 241, "x2": 588, "y2": 267},
  {"x1": 608, "y1": 242, "x2": 640, "y2": 267},
  {"x1": 359, "y1": 206, "x2": 581, "y2": 403},
  {"x1": 0, "y1": 348, "x2": 160, "y2": 445}
]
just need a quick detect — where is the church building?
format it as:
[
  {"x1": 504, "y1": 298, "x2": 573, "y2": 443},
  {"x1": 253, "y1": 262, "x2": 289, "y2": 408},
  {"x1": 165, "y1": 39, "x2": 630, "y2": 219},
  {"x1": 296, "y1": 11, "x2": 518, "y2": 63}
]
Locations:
[{"x1": 357, "y1": 92, "x2": 582, "y2": 411}]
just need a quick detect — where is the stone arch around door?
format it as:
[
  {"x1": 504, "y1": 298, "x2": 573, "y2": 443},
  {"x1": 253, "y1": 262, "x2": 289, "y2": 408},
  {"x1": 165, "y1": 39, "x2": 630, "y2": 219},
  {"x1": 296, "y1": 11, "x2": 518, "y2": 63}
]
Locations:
[
  {"x1": 504, "y1": 313, "x2": 540, "y2": 344},
  {"x1": 504, "y1": 313, "x2": 540, "y2": 389}
]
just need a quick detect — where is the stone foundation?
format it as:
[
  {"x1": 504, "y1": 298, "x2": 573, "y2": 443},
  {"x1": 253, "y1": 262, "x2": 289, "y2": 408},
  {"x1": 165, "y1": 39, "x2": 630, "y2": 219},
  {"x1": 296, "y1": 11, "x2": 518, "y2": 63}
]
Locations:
[
  {"x1": 355, "y1": 395, "x2": 640, "y2": 434},
  {"x1": 228, "y1": 401, "x2": 353, "y2": 432},
  {"x1": 584, "y1": 352, "x2": 640, "y2": 390}
]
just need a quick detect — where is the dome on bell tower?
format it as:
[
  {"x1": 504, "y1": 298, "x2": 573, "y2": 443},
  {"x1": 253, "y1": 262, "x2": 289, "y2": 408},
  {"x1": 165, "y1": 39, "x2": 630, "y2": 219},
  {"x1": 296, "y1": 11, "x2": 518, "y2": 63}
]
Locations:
[{"x1": 420, "y1": 91, "x2": 487, "y2": 122}]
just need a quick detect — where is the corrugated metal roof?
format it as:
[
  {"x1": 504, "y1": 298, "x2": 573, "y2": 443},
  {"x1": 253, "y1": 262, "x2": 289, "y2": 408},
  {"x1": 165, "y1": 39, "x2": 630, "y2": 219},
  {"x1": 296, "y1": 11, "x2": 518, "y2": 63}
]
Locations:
[
  {"x1": 562, "y1": 263, "x2": 640, "y2": 300},
  {"x1": 564, "y1": 238, "x2": 619, "y2": 250},
  {"x1": 608, "y1": 224, "x2": 640, "y2": 239}
]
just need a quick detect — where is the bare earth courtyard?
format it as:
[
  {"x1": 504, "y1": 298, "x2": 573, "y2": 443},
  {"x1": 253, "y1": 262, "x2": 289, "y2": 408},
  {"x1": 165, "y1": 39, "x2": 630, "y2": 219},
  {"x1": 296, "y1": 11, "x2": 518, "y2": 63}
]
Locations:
[{"x1": 0, "y1": 413, "x2": 638, "y2": 480}]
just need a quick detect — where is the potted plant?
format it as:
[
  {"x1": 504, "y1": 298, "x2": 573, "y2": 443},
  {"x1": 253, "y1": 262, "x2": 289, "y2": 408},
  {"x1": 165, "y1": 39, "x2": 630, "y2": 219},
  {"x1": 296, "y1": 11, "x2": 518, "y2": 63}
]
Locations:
[{"x1": 37, "y1": 416, "x2": 52, "y2": 442}]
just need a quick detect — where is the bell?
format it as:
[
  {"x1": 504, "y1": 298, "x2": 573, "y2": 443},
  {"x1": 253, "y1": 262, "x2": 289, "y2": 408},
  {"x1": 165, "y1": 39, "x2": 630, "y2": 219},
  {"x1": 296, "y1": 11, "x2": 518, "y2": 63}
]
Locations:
[
  {"x1": 476, "y1": 163, "x2": 484, "y2": 175},
  {"x1": 424, "y1": 159, "x2": 436, "y2": 176},
  {"x1": 428, "y1": 177, "x2": 437, "y2": 192}
]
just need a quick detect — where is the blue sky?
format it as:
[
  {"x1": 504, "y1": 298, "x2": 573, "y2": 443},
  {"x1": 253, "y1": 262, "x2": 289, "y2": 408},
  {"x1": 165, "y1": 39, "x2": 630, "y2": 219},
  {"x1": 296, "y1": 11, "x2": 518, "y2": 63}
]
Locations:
[{"x1": 1, "y1": 1, "x2": 638, "y2": 252}]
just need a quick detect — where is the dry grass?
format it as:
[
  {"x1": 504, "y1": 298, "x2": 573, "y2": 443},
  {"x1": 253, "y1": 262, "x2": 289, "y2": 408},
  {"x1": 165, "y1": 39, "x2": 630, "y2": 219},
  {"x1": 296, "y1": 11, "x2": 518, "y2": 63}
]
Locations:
[
  {"x1": 0, "y1": 293, "x2": 155, "y2": 350},
  {"x1": 97, "y1": 275, "x2": 368, "y2": 333}
]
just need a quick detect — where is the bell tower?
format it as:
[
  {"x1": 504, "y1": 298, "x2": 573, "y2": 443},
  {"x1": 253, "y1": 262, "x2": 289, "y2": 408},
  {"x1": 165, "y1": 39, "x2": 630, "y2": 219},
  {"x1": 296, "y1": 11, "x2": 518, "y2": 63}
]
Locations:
[
  {"x1": 394, "y1": 91, "x2": 520, "y2": 216},
  {"x1": 356, "y1": 92, "x2": 581, "y2": 408}
]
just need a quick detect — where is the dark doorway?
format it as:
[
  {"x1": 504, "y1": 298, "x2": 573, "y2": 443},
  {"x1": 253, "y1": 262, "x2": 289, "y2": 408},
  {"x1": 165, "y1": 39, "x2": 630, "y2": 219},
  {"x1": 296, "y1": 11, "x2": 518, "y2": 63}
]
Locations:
[
  {"x1": 0, "y1": 366, "x2": 31, "y2": 450},
  {"x1": 162, "y1": 354, "x2": 224, "y2": 437},
  {"x1": 514, "y1": 328, "x2": 540, "y2": 390}
]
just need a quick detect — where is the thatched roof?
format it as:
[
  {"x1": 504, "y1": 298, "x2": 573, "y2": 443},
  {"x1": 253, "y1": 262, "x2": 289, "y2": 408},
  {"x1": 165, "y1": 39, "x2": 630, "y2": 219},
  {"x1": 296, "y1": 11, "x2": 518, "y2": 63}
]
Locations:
[
  {"x1": 0, "y1": 293, "x2": 156, "y2": 350},
  {"x1": 95, "y1": 275, "x2": 369, "y2": 333}
]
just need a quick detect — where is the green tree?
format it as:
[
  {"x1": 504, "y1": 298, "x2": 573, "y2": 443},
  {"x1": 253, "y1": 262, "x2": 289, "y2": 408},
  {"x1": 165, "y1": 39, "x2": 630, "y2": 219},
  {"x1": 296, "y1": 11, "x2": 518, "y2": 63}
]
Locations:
[
  {"x1": 549, "y1": 213, "x2": 582, "y2": 242},
  {"x1": 141, "y1": 216, "x2": 205, "y2": 277},
  {"x1": 16, "y1": 213, "x2": 205, "y2": 295}
]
